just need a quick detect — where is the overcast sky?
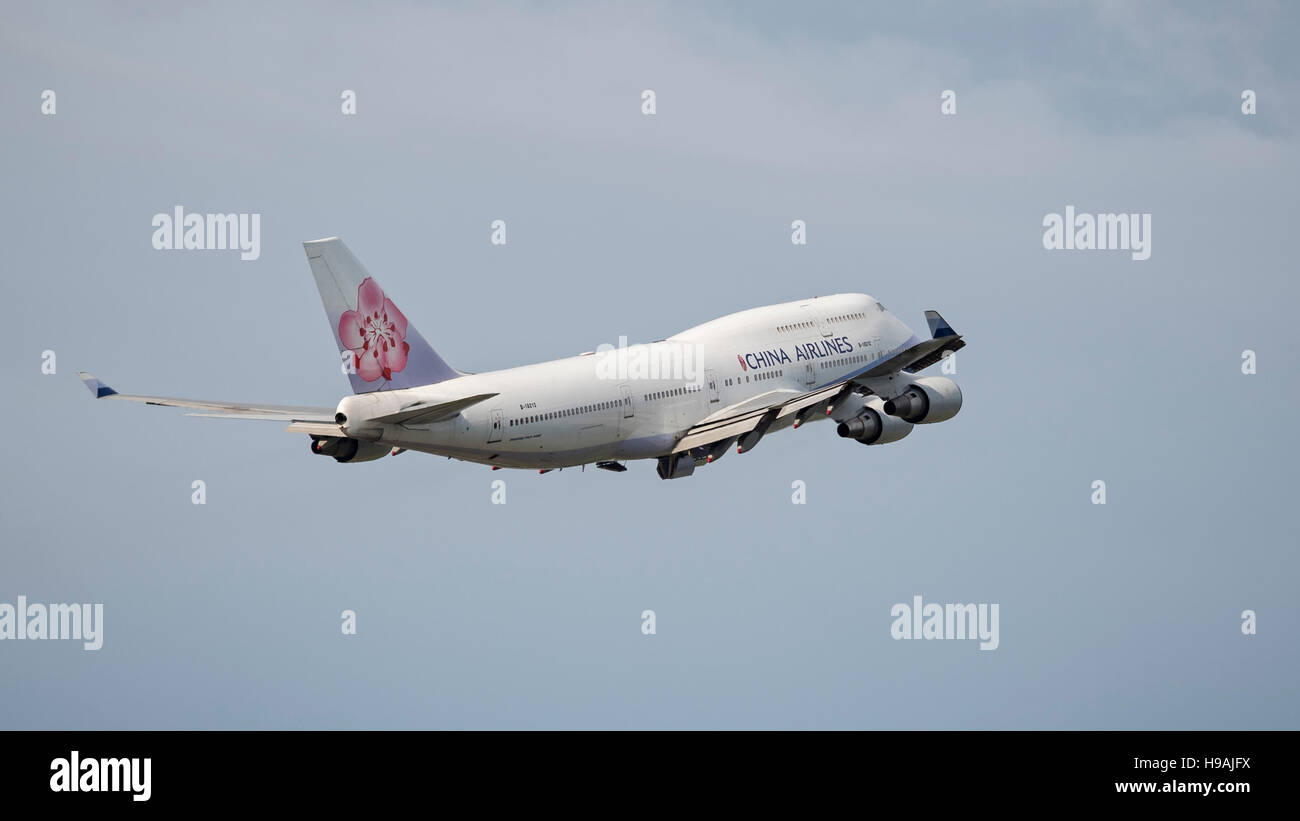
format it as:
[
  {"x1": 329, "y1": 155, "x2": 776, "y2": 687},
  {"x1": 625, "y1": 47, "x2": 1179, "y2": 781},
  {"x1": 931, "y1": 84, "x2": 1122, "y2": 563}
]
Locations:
[{"x1": 2, "y1": 1, "x2": 1296, "y2": 728}]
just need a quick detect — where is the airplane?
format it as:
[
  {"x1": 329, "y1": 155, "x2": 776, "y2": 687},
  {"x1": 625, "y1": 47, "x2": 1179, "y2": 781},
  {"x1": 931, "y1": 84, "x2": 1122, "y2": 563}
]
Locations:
[{"x1": 78, "y1": 238, "x2": 966, "y2": 479}]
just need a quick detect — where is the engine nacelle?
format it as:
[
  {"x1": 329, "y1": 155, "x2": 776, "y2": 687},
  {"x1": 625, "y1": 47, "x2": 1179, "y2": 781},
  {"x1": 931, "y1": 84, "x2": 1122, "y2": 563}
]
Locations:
[
  {"x1": 656, "y1": 452, "x2": 695, "y2": 479},
  {"x1": 310, "y1": 436, "x2": 389, "y2": 463},
  {"x1": 835, "y1": 399, "x2": 913, "y2": 445},
  {"x1": 882, "y1": 376, "x2": 962, "y2": 424}
]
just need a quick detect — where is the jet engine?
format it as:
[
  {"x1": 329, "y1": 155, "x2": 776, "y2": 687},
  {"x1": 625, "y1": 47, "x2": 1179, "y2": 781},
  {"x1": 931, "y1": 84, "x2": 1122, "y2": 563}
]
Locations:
[
  {"x1": 836, "y1": 398, "x2": 913, "y2": 445},
  {"x1": 309, "y1": 436, "x2": 389, "y2": 463},
  {"x1": 881, "y1": 376, "x2": 962, "y2": 424}
]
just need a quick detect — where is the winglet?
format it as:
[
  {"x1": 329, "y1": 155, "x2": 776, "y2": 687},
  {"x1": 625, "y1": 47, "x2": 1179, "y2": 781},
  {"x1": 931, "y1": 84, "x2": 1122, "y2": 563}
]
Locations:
[
  {"x1": 924, "y1": 310, "x2": 957, "y2": 339},
  {"x1": 77, "y1": 372, "x2": 119, "y2": 399}
]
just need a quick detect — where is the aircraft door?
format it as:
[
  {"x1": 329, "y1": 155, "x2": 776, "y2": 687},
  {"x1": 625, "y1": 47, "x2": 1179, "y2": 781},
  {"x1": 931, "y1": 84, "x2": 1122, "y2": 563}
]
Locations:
[{"x1": 617, "y1": 385, "x2": 634, "y2": 439}]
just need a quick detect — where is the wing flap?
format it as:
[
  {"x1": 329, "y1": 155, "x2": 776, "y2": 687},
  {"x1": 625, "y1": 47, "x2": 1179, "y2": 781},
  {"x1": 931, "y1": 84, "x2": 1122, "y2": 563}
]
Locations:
[
  {"x1": 285, "y1": 421, "x2": 347, "y2": 437},
  {"x1": 187, "y1": 412, "x2": 336, "y2": 421},
  {"x1": 774, "y1": 383, "x2": 844, "y2": 420},
  {"x1": 675, "y1": 411, "x2": 771, "y2": 452}
]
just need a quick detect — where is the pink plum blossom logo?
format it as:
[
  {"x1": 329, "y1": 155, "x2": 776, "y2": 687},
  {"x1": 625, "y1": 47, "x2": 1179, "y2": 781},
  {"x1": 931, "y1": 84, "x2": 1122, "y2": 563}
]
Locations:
[{"x1": 338, "y1": 277, "x2": 410, "y2": 382}]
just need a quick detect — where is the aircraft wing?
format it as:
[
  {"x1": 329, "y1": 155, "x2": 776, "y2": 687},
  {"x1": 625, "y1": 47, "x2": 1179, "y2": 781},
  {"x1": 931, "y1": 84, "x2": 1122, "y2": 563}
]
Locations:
[
  {"x1": 77, "y1": 372, "x2": 336, "y2": 423},
  {"x1": 673, "y1": 383, "x2": 844, "y2": 452},
  {"x1": 853, "y1": 335, "x2": 964, "y2": 380},
  {"x1": 857, "y1": 311, "x2": 965, "y2": 378}
]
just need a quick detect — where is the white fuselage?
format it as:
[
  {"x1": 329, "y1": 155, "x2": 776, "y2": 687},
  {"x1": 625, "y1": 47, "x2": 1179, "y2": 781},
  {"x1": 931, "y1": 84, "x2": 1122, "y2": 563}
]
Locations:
[{"x1": 336, "y1": 294, "x2": 921, "y2": 469}]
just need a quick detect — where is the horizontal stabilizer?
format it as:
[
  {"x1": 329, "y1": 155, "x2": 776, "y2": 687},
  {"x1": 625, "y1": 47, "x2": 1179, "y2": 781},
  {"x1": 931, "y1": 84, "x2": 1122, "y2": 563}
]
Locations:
[{"x1": 369, "y1": 393, "x2": 499, "y2": 426}]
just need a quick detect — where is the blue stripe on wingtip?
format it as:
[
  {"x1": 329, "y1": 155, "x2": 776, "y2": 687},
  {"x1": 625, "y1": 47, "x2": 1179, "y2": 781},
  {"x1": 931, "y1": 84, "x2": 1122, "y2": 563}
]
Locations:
[{"x1": 79, "y1": 373, "x2": 117, "y2": 398}]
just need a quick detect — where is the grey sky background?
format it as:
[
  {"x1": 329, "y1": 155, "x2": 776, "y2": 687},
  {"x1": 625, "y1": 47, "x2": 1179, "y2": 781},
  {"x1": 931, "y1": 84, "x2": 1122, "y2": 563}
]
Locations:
[{"x1": 2, "y1": 1, "x2": 1296, "y2": 728}]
